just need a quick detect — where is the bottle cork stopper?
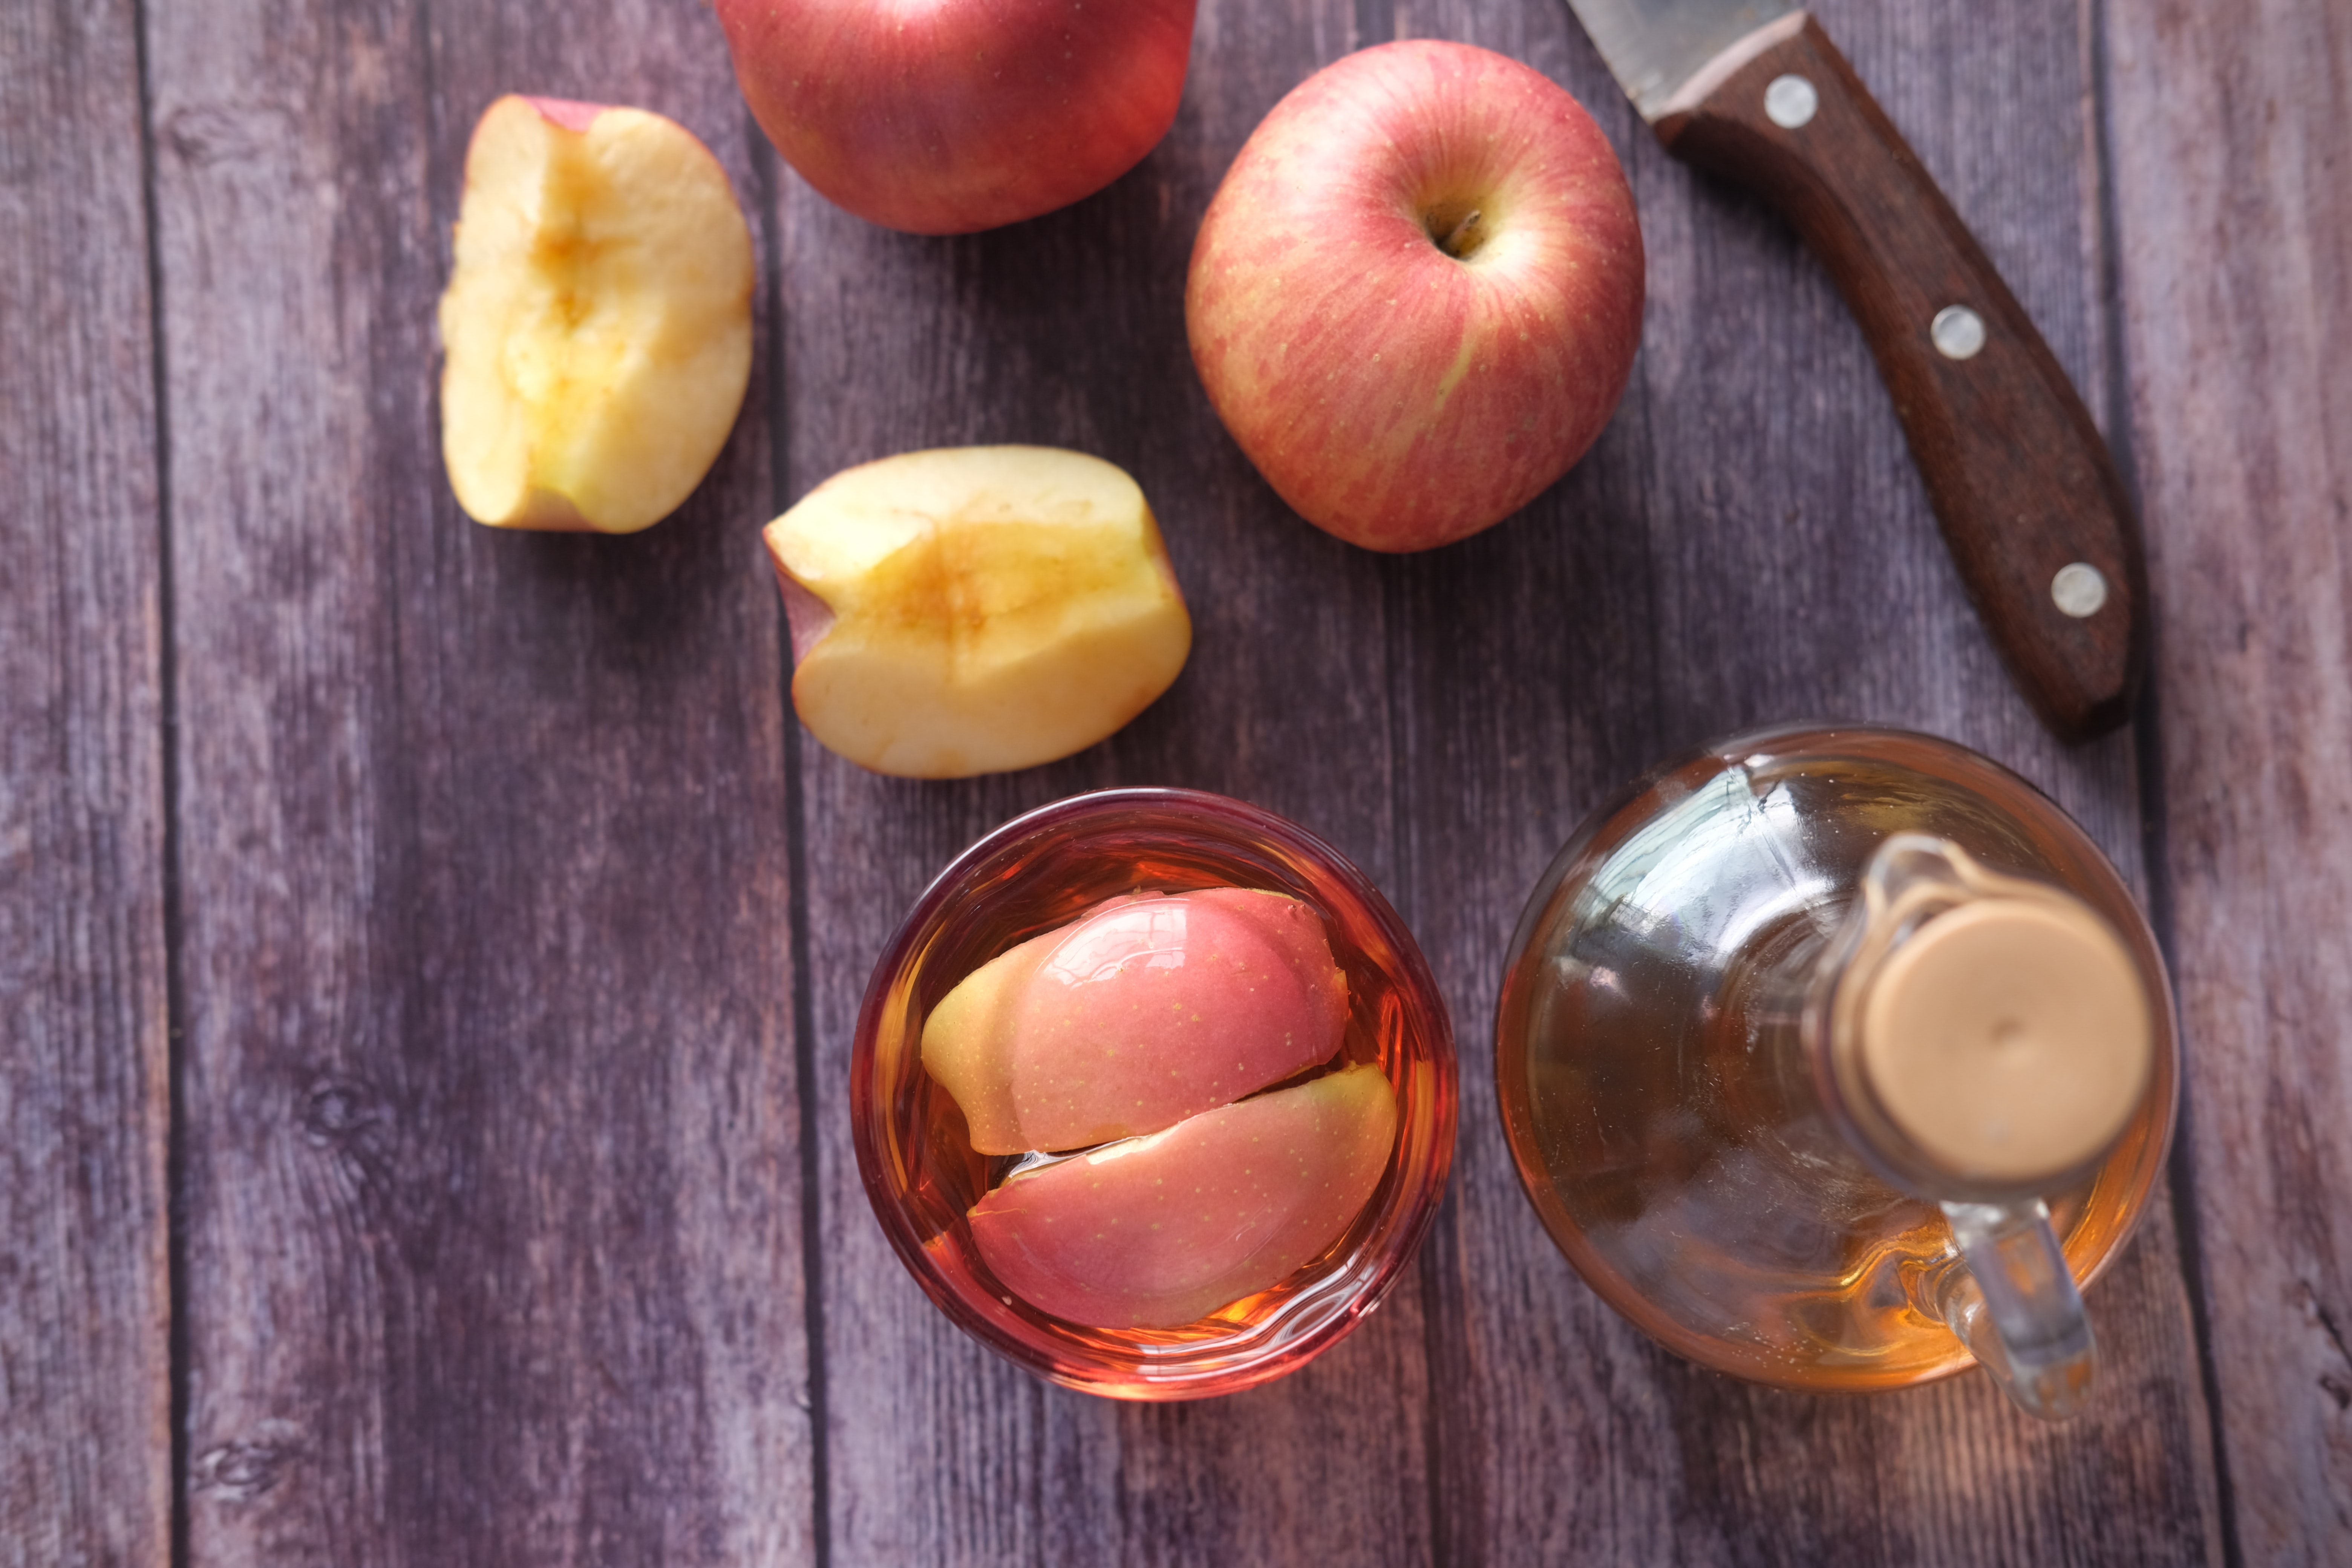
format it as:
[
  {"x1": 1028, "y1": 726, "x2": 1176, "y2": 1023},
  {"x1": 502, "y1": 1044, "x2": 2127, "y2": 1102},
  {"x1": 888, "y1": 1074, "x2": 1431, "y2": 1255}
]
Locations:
[{"x1": 1858, "y1": 896, "x2": 2151, "y2": 1185}]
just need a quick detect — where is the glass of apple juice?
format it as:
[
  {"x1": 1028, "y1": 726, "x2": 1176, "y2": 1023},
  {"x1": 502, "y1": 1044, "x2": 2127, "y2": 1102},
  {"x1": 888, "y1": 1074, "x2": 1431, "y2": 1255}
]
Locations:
[{"x1": 850, "y1": 787, "x2": 1458, "y2": 1400}]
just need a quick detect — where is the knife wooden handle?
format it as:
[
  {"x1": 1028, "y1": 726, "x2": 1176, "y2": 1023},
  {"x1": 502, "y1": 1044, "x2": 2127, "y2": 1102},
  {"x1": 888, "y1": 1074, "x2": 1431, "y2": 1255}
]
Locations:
[{"x1": 1655, "y1": 12, "x2": 2146, "y2": 740}]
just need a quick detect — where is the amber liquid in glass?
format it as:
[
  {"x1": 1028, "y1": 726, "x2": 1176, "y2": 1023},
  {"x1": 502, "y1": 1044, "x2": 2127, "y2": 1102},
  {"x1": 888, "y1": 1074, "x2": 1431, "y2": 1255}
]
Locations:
[
  {"x1": 1496, "y1": 727, "x2": 2174, "y2": 1391},
  {"x1": 858, "y1": 792, "x2": 1455, "y2": 1396}
]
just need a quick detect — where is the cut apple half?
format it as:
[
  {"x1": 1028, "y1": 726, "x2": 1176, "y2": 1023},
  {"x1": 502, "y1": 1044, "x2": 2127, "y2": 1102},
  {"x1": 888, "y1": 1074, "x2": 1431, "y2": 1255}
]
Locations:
[
  {"x1": 764, "y1": 446, "x2": 1192, "y2": 778},
  {"x1": 438, "y1": 95, "x2": 754, "y2": 533}
]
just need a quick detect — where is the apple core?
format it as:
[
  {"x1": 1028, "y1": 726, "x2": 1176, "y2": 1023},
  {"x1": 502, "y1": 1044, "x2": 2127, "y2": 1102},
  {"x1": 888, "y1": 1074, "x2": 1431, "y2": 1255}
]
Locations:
[{"x1": 1425, "y1": 201, "x2": 1490, "y2": 260}]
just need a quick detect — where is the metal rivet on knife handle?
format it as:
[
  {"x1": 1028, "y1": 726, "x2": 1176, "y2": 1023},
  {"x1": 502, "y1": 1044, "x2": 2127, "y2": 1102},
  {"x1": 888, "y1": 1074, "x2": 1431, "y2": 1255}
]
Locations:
[
  {"x1": 1764, "y1": 74, "x2": 1818, "y2": 128},
  {"x1": 1931, "y1": 304, "x2": 1988, "y2": 360},
  {"x1": 2051, "y1": 563, "x2": 2110, "y2": 618}
]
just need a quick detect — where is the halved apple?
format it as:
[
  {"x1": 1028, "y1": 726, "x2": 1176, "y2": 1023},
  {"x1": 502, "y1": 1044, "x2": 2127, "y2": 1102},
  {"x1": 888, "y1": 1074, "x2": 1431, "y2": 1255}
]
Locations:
[
  {"x1": 438, "y1": 95, "x2": 754, "y2": 533},
  {"x1": 923, "y1": 887, "x2": 1349, "y2": 1154},
  {"x1": 764, "y1": 446, "x2": 1191, "y2": 778},
  {"x1": 968, "y1": 1064, "x2": 1398, "y2": 1329}
]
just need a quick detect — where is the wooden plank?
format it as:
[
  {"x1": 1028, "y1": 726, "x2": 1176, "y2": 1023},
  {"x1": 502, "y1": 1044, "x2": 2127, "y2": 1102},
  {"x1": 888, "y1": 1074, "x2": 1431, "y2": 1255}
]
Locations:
[
  {"x1": 776, "y1": 2, "x2": 1442, "y2": 1560},
  {"x1": 2105, "y1": 0, "x2": 2352, "y2": 1558},
  {"x1": 0, "y1": 3, "x2": 173, "y2": 1562},
  {"x1": 1395, "y1": 0, "x2": 2221, "y2": 1560},
  {"x1": 146, "y1": 0, "x2": 812, "y2": 1560}
]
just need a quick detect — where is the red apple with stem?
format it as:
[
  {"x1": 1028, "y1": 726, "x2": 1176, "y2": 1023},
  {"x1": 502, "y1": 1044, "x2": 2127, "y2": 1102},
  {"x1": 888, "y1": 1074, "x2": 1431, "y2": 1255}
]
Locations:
[
  {"x1": 1186, "y1": 40, "x2": 1645, "y2": 552},
  {"x1": 714, "y1": 0, "x2": 1199, "y2": 235}
]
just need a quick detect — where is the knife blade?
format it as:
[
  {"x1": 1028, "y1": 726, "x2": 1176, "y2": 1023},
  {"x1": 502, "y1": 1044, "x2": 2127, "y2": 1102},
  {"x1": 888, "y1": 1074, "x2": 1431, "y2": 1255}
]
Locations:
[{"x1": 1562, "y1": 0, "x2": 2147, "y2": 740}]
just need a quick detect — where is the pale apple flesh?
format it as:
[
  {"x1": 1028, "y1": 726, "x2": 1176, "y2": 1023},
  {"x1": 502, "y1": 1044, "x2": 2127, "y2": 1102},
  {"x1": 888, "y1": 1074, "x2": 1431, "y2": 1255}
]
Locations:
[
  {"x1": 923, "y1": 887, "x2": 1350, "y2": 1155},
  {"x1": 714, "y1": 0, "x2": 1198, "y2": 235},
  {"x1": 764, "y1": 446, "x2": 1192, "y2": 779},
  {"x1": 438, "y1": 95, "x2": 754, "y2": 533},
  {"x1": 1186, "y1": 41, "x2": 1645, "y2": 552},
  {"x1": 968, "y1": 1064, "x2": 1398, "y2": 1329}
]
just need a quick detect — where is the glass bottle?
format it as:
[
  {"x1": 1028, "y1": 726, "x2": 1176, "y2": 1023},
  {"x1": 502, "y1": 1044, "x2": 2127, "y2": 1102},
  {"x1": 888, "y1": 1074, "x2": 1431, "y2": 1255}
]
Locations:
[{"x1": 1495, "y1": 724, "x2": 2176, "y2": 1418}]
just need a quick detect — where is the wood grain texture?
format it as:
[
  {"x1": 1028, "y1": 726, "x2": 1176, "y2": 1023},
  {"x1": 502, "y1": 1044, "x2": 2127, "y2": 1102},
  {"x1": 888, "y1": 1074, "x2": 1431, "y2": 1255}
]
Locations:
[
  {"x1": 1655, "y1": 13, "x2": 2147, "y2": 741},
  {"x1": 0, "y1": 3, "x2": 172, "y2": 1563},
  {"x1": 758, "y1": 0, "x2": 2227, "y2": 1561},
  {"x1": 147, "y1": 0, "x2": 811, "y2": 1561},
  {"x1": 2105, "y1": 0, "x2": 2352, "y2": 1558},
  {"x1": 6, "y1": 0, "x2": 2303, "y2": 1558},
  {"x1": 1396, "y1": 0, "x2": 2218, "y2": 1560},
  {"x1": 776, "y1": 2, "x2": 1441, "y2": 1560}
]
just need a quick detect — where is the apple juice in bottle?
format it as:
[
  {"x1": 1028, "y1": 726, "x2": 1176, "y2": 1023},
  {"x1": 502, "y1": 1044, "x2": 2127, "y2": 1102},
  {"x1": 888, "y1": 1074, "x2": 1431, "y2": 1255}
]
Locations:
[{"x1": 1495, "y1": 725, "x2": 2176, "y2": 1417}]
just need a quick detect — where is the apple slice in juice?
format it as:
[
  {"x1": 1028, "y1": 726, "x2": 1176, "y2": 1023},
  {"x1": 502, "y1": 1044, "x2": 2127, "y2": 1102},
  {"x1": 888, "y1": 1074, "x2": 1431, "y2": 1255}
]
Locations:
[
  {"x1": 968, "y1": 1064, "x2": 1399, "y2": 1329},
  {"x1": 922, "y1": 887, "x2": 1348, "y2": 1155}
]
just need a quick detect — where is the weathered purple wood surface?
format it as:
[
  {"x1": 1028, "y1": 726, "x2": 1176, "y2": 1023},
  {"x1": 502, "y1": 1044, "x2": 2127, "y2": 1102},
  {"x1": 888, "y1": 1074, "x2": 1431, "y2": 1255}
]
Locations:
[
  {"x1": 4, "y1": 0, "x2": 2344, "y2": 1560},
  {"x1": 2108, "y1": 0, "x2": 2352, "y2": 1559},
  {"x1": 144, "y1": 1, "x2": 810, "y2": 1561},
  {"x1": 1, "y1": 3, "x2": 171, "y2": 1563}
]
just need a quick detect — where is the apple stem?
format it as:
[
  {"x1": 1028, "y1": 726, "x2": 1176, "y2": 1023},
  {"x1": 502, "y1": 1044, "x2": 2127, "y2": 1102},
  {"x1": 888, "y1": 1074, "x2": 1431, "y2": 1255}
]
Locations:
[{"x1": 1436, "y1": 208, "x2": 1485, "y2": 259}]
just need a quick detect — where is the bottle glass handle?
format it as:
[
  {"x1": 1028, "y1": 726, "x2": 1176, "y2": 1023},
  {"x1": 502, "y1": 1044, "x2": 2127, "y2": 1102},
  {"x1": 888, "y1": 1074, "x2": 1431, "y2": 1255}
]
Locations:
[{"x1": 1936, "y1": 1197, "x2": 2098, "y2": 1420}]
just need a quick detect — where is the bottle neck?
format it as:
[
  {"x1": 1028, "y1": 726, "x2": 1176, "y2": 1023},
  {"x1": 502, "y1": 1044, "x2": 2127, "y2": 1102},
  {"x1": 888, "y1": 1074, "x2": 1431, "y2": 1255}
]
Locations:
[
  {"x1": 1712, "y1": 911, "x2": 1841, "y2": 1151},
  {"x1": 1790, "y1": 833, "x2": 2153, "y2": 1421},
  {"x1": 1807, "y1": 835, "x2": 2153, "y2": 1202}
]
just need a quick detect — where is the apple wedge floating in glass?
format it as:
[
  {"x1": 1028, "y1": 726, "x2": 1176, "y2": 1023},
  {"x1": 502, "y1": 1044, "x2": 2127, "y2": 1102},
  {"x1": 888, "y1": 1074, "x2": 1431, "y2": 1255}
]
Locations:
[
  {"x1": 922, "y1": 887, "x2": 1350, "y2": 1156},
  {"x1": 968, "y1": 1064, "x2": 1399, "y2": 1331}
]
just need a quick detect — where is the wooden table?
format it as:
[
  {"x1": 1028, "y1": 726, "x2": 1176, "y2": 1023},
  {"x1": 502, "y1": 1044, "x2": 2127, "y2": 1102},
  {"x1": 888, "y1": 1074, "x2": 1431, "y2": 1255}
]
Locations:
[{"x1": 8, "y1": 0, "x2": 2346, "y2": 1561}]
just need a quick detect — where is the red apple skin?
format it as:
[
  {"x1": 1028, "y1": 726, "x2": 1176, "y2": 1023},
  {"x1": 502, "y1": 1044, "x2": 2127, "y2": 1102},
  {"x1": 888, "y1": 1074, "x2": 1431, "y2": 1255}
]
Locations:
[
  {"x1": 968, "y1": 1064, "x2": 1398, "y2": 1328},
  {"x1": 1185, "y1": 40, "x2": 1645, "y2": 552},
  {"x1": 712, "y1": 0, "x2": 1199, "y2": 235},
  {"x1": 922, "y1": 888, "x2": 1349, "y2": 1155},
  {"x1": 522, "y1": 96, "x2": 602, "y2": 134}
]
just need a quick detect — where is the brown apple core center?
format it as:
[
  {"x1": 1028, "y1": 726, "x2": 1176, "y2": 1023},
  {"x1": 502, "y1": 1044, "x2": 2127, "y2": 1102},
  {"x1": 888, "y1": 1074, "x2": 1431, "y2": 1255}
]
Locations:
[{"x1": 1423, "y1": 197, "x2": 1490, "y2": 260}]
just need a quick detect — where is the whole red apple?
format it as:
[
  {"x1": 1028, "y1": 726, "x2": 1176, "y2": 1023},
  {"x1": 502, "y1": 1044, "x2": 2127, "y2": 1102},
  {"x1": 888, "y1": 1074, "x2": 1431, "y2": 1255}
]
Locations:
[
  {"x1": 1186, "y1": 41, "x2": 1644, "y2": 552},
  {"x1": 714, "y1": 0, "x2": 1198, "y2": 235}
]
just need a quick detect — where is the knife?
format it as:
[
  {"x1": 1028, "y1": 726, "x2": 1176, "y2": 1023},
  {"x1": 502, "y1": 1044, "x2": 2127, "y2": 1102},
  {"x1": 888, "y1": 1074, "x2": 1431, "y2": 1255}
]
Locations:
[{"x1": 1562, "y1": 0, "x2": 2147, "y2": 740}]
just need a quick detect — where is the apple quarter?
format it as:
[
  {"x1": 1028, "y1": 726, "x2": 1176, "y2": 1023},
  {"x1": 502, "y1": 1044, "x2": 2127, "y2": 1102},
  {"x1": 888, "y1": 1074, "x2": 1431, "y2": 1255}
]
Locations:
[
  {"x1": 763, "y1": 446, "x2": 1193, "y2": 779},
  {"x1": 438, "y1": 96, "x2": 754, "y2": 534}
]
